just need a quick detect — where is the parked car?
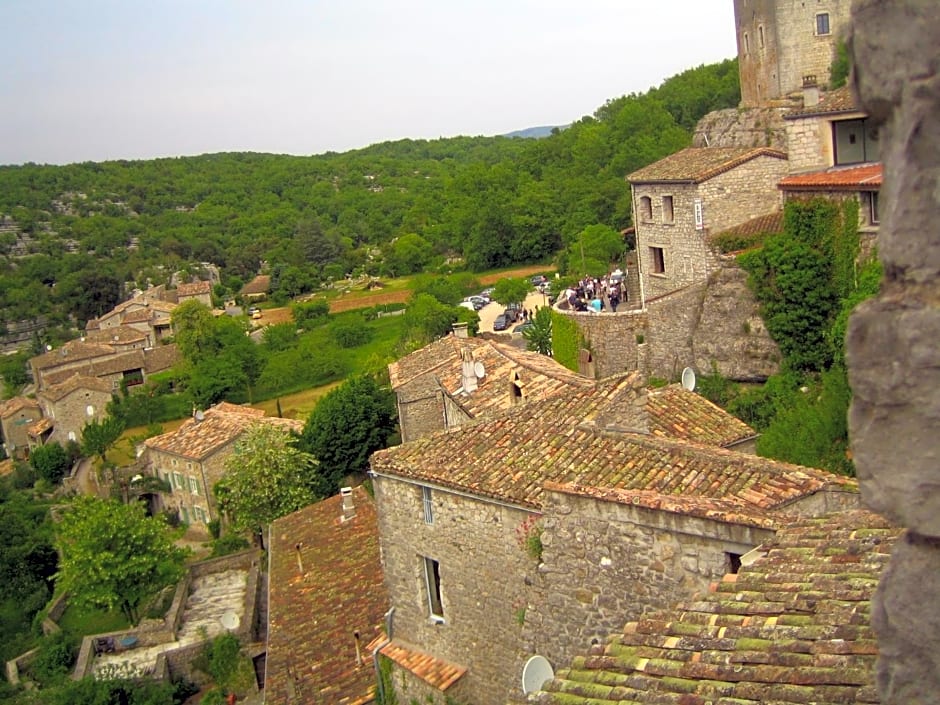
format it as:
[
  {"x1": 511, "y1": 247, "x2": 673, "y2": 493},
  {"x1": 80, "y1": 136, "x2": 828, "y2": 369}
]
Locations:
[
  {"x1": 515, "y1": 321, "x2": 535, "y2": 335},
  {"x1": 530, "y1": 274, "x2": 548, "y2": 287},
  {"x1": 252, "y1": 310, "x2": 263, "y2": 320},
  {"x1": 480, "y1": 287, "x2": 495, "y2": 301},
  {"x1": 493, "y1": 314, "x2": 510, "y2": 331},
  {"x1": 464, "y1": 295, "x2": 487, "y2": 310},
  {"x1": 458, "y1": 300, "x2": 477, "y2": 311},
  {"x1": 504, "y1": 303, "x2": 523, "y2": 321}
]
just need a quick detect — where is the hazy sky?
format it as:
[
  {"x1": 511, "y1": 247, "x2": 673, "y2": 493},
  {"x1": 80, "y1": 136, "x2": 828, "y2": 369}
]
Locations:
[{"x1": 0, "y1": 1, "x2": 737, "y2": 166}]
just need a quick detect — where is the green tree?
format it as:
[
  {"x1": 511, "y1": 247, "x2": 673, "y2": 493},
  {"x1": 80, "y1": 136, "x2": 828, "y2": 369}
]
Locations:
[
  {"x1": 523, "y1": 305, "x2": 553, "y2": 356},
  {"x1": 300, "y1": 375, "x2": 397, "y2": 496},
  {"x1": 401, "y1": 293, "x2": 458, "y2": 346},
  {"x1": 491, "y1": 277, "x2": 531, "y2": 307},
  {"x1": 30, "y1": 443, "x2": 71, "y2": 485},
  {"x1": 214, "y1": 424, "x2": 319, "y2": 536},
  {"x1": 80, "y1": 415, "x2": 125, "y2": 466},
  {"x1": 54, "y1": 497, "x2": 186, "y2": 624},
  {"x1": 171, "y1": 300, "x2": 218, "y2": 360},
  {"x1": 0, "y1": 350, "x2": 30, "y2": 396},
  {"x1": 384, "y1": 233, "x2": 431, "y2": 276},
  {"x1": 292, "y1": 299, "x2": 330, "y2": 328}
]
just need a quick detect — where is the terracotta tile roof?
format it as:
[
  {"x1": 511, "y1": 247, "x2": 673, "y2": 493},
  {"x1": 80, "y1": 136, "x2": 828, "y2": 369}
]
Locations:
[
  {"x1": 31, "y1": 340, "x2": 116, "y2": 370},
  {"x1": 143, "y1": 344, "x2": 181, "y2": 373},
  {"x1": 779, "y1": 163, "x2": 883, "y2": 192},
  {"x1": 379, "y1": 640, "x2": 467, "y2": 692},
  {"x1": 144, "y1": 402, "x2": 301, "y2": 461},
  {"x1": 785, "y1": 85, "x2": 861, "y2": 119},
  {"x1": 241, "y1": 274, "x2": 271, "y2": 296},
  {"x1": 39, "y1": 374, "x2": 112, "y2": 403},
  {"x1": 390, "y1": 335, "x2": 593, "y2": 418},
  {"x1": 370, "y1": 385, "x2": 853, "y2": 526},
  {"x1": 627, "y1": 147, "x2": 787, "y2": 184},
  {"x1": 712, "y1": 210, "x2": 785, "y2": 241},
  {"x1": 27, "y1": 417, "x2": 53, "y2": 436},
  {"x1": 83, "y1": 326, "x2": 149, "y2": 346},
  {"x1": 176, "y1": 281, "x2": 212, "y2": 297},
  {"x1": 0, "y1": 396, "x2": 41, "y2": 419},
  {"x1": 536, "y1": 509, "x2": 899, "y2": 705},
  {"x1": 266, "y1": 486, "x2": 388, "y2": 705},
  {"x1": 646, "y1": 384, "x2": 757, "y2": 448},
  {"x1": 121, "y1": 307, "x2": 157, "y2": 324}
]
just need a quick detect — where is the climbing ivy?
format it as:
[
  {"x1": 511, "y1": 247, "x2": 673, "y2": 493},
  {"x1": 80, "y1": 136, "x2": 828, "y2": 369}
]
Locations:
[{"x1": 550, "y1": 310, "x2": 583, "y2": 372}]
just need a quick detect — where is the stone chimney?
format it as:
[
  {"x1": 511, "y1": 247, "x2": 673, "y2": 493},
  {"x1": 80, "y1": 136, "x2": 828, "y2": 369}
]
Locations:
[
  {"x1": 460, "y1": 347, "x2": 478, "y2": 393},
  {"x1": 340, "y1": 486, "x2": 355, "y2": 522},
  {"x1": 452, "y1": 322, "x2": 469, "y2": 338},
  {"x1": 802, "y1": 75, "x2": 819, "y2": 108}
]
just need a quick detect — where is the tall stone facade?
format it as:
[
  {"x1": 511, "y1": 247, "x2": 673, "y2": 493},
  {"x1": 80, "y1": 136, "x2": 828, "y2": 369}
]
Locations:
[
  {"x1": 847, "y1": 2, "x2": 940, "y2": 702},
  {"x1": 734, "y1": 0, "x2": 852, "y2": 107}
]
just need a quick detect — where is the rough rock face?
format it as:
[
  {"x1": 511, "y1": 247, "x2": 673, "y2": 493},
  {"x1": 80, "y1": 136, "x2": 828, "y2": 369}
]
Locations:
[
  {"x1": 692, "y1": 106, "x2": 790, "y2": 150},
  {"x1": 692, "y1": 263, "x2": 781, "y2": 382},
  {"x1": 846, "y1": 2, "x2": 940, "y2": 702}
]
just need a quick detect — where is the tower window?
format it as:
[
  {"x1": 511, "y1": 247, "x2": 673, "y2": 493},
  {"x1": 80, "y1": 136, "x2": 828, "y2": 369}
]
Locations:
[
  {"x1": 650, "y1": 247, "x2": 665, "y2": 274},
  {"x1": 816, "y1": 13, "x2": 830, "y2": 35}
]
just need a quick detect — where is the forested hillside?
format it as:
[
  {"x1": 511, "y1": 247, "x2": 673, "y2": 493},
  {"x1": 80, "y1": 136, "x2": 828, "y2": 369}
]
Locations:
[{"x1": 0, "y1": 59, "x2": 739, "y2": 330}]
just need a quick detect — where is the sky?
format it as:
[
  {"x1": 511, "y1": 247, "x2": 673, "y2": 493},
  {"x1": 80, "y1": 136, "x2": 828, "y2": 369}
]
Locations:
[{"x1": 0, "y1": 1, "x2": 738, "y2": 166}]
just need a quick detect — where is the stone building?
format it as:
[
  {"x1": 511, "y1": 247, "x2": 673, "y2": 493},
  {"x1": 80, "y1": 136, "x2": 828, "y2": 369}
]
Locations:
[
  {"x1": 85, "y1": 286, "x2": 178, "y2": 344},
  {"x1": 389, "y1": 333, "x2": 593, "y2": 443},
  {"x1": 175, "y1": 280, "x2": 213, "y2": 308},
  {"x1": 266, "y1": 486, "x2": 388, "y2": 705},
  {"x1": 369, "y1": 375, "x2": 855, "y2": 705},
  {"x1": 734, "y1": 0, "x2": 852, "y2": 107},
  {"x1": 33, "y1": 374, "x2": 112, "y2": 446},
  {"x1": 627, "y1": 147, "x2": 788, "y2": 303},
  {"x1": 0, "y1": 397, "x2": 43, "y2": 459},
  {"x1": 143, "y1": 402, "x2": 302, "y2": 529}
]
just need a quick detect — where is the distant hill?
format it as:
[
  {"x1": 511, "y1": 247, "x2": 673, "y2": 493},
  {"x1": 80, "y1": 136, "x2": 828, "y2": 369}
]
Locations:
[{"x1": 502, "y1": 125, "x2": 566, "y2": 139}]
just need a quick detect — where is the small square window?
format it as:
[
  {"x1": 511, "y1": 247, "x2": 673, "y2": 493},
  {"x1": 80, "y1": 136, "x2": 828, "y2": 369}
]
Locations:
[
  {"x1": 650, "y1": 247, "x2": 665, "y2": 274},
  {"x1": 423, "y1": 556, "x2": 444, "y2": 621},
  {"x1": 816, "y1": 13, "x2": 830, "y2": 35}
]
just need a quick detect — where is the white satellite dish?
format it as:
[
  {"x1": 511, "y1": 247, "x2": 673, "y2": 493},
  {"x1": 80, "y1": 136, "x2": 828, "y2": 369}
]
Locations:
[
  {"x1": 681, "y1": 367, "x2": 696, "y2": 392},
  {"x1": 194, "y1": 410, "x2": 205, "y2": 422},
  {"x1": 474, "y1": 361, "x2": 486, "y2": 379},
  {"x1": 521, "y1": 655, "x2": 554, "y2": 695},
  {"x1": 220, "y1": 611, "x2": 240, "y2": 630}
]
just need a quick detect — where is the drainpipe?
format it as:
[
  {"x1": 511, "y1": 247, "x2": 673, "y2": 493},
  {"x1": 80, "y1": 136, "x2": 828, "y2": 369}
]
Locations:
[{"x1": 372, "y1": 607, "x2": 395, "y2": 704}]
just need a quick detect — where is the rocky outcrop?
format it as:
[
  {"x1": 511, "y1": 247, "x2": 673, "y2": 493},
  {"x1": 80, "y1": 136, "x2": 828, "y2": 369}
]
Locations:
[{"x1": 693, "y1": 106, "x2": 790, "y2": 151}]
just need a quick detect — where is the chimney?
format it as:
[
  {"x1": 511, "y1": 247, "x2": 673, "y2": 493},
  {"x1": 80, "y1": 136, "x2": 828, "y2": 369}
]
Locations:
[
  {"x1": 340, "y1": 486, "x2": 356, "y2": 521},
  {"x1": 802, "y1": 75, "x2": 819, "y2": 108},
  {"x1": 460, "y1": 347, "x2": 478, "y2": 393},
  {"x1": 452, "y1": 322, "x2": 469, "y2": 338}
]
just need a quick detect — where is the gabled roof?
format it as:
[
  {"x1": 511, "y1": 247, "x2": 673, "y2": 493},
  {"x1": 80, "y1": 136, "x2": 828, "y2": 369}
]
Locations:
[
  {"x1": 378, "y1": 641, "x2": 466, "y2": 692},
  {"x1": 241, "y1": 274, "x2": 271, "y2": 296},
  {"x1": 39, "y1": 374, "x2": 112, "y2": 403},
  {"x1": 785, "y1": 86, "x2": 862, "y2": 119},
  {"x1": 0, "y1": 396, "x2": 41, "y2": 419},
  {"x1": 371, "y1": 383, "x2": 852, "y2": 526},
  {"x1": 390, "y1": 335, "x2": 593, "y2": 417},
  {"x1": 31, "y1": 340, "x2": 116, "y2": 371},
  {"x1": 176, "y1": 281, "x2": 212, "y2": 297},
  {"x1": 83, "y1": 326, "x2": 149, "y2": 346},
  {"x1": 627, "y1": 147, "x2": 787, "y2": 185},
  {"x1": 712, "y1": 210, "x2": 785, "y2": 243},
  {"x1": 266, "y1": 486, "x2": 387, "y2": 705},
  {"x1": 144, "y1": 402, "x2": 301, "y2": 461},
  {"x1": 143, "y1": 344, "x2": 181, "y2": 374},
  {"x1": 647, "y1": 384, "x2": 758, "y2": 448},
  {"x1": 779, "y1": 163, "x2": 883, "y2": 192},
  {"x1": 537, "y1": 509, "x2": 899, "y2": 705}
]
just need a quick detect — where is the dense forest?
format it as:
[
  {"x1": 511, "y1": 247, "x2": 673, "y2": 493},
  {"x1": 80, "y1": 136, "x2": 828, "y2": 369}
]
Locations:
[{"x1": 0, "y1": 59, "x2": 740, "y2": 332}]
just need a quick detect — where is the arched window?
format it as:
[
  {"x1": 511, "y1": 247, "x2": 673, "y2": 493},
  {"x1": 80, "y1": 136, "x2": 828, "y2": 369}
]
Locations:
[{"x1": 639, "y1": 196, "x2": 653, "y2": 222}]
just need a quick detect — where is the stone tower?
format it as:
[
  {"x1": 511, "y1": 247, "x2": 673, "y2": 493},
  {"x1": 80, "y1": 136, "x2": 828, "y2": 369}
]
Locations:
[{"x1": 733, "y1": 0, "x2": 852, "y2": 107}]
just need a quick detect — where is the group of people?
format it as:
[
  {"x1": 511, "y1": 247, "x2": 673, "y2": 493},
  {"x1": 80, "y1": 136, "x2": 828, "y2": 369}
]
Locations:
[{"x1": 564, "y1": 269, "x2": 627, "y2": 313}]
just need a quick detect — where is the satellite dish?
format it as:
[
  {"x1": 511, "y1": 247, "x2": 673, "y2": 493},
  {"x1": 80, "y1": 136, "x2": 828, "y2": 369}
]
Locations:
[
  {"x1": 474, "y1": 361, "x2": 486, "y2": 379},
  {"x1": 220, "y1": 611, "x2": 240, "y2": 630},
  {"x1": 681, "y1": 367, "x2": 696, "y2": 392},
  {"x1": 194, "y1": 410, "x2": 205, "y2": 422},
  {"x1": 522, "y1": 655, "x2": 554, "y2": 695}
]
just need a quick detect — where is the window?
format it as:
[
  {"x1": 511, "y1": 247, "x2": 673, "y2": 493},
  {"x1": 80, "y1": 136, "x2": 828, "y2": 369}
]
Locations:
[
  {"x1": 639, "y1": 196, "x2": 653, "y2": 222},
  {"x1": 868, "y1": 191, "x2": 880, "y2": 225},
  {"x1": 833, "y1": 119, "x2": 880, "y2": 164},
  {"x1": 85, "y1": 405, "x2": 95, "y2": 417},
  {"x1": 727, "y1": 552, "x2": 743, "y2": 574},
  {"x1": 693, "y1": 199, "x2": 704, "y2": 230},
  {"x1": 173, "y1": 472, "x2": 183, "y2": 490},
  {"x1": 650, "y1": 247, "x2": 665, "y2": 274},
  {"x1": 423, "y1": 556, "x2": 444, "y2": 620},
  {"x1": 743, "y1": 32, "x2": 749, "y2": 55},
  {"x1": 193, "y1": 506, "x2": 206, "y2": 524},
  {"x1": 758, "y1": 25, "x2": 764, "y2": 49},
  {"x1": 662, "y1": 195, "x2": 674, "y2": 224},
  {"x1": 422, "y1": 486, "x2": 433, "y2": 525},
  {"x1": 188, "y1": 476, "x2": 200, "y2": 495},
  {"x1": 816, "y1": 12, "x2": 830, "y2": 35}
]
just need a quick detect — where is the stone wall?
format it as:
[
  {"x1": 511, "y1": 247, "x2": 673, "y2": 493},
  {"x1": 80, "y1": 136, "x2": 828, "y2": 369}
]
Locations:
[
  {"x1": 520, "y1": 487, "x2": 776, "y2": 683},
  {"x1": 373, "y1": 474, "x2": 538, "y2": 705},
  {"x1": 847, "y1": 4, "x2": 940, "y2": 702},
  {"x1": 633, "y1": 153, "x2": 786, "y2": 301},
  {"x1": 149, "y1": 446, "x2": 226, "y2": 527},
  {"x1": 1, "y1": 401, "x2": 42, "y2": 458},
  {"x1": 693, "y1": 106, "x2": 790, "y2": 150},
  {"x1": 45, "y1": 387, "x2": 112, "y2": 446},
  {"x1": 395, "y1": 377, "x2": 447, "y2": 443}
]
